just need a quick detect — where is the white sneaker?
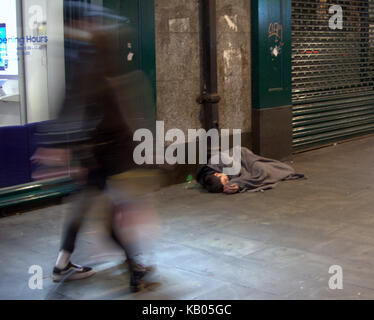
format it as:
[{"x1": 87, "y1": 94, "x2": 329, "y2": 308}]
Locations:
[{"x1": 52, "y1": 262, "x2": 95, "y2": 282}]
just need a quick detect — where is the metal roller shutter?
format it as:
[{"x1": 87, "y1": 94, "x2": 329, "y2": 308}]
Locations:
[{"x1": 292, "y1": 0, "x2": 374, "y2": 150}]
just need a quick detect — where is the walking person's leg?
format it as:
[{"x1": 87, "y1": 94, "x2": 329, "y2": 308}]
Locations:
[
  {"x1": 105, "y1": 175, "x2": 156, "y2": 292},
  {"x1": 109, "y1": 204, "x2": 154, "y2": 292},
  {"x1": 53, "y1": 188, "x2": 96, "y2": 282}
]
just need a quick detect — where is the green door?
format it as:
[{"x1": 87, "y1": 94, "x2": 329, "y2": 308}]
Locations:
[{"x1": 103, "y1": 0, "x2": 156, "y2": 132}]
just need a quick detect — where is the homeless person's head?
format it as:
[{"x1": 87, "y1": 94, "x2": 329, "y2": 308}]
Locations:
[{"x1": 204, "y1": 174, "x2": 224, "y2": 193}]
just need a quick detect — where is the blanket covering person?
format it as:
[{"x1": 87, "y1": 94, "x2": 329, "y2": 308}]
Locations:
[{"x1": 196, "y1": 147, "x2": 306, "y2": 193}]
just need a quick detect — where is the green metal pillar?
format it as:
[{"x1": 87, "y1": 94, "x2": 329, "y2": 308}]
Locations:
[
  {"x1": 251, "y1": 0, "x2": 293, "y2": 160},
  {"x1": 104, "y1": 0, "x2": 156, "y2": 125}
]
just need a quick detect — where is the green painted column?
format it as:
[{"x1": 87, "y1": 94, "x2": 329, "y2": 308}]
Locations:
[
  {"x1": 139, "y1": 0, "x2": 156, "y2": 105},
  {"x1": 103, "y1": 0, "x2": 157, "y2": 131},
  {"x1": 252, "y1": 0, "x2": 292, "y2": 109},
  {"x1": 251, "y1": 0, "x2": 293, "y2": 159},
  {"x1": 103, "y1": 0, "x2": 156, "y2": 90}
]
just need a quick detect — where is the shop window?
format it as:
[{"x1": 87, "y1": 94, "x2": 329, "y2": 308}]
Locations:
[
  {"x1": 1, "y1": 0, "x2": 66, "y2": 128},
  {"x1": 0, "y1": 0, "x2": 22, "y2": 127}
]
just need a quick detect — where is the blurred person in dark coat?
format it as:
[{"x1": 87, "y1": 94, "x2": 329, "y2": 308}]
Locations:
[{"x1": 31, "y1": 1, "x2": 156, "y2": 292}]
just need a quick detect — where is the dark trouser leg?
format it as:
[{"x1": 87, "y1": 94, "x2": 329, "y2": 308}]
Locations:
[
  {"x1": 60, "y1": 170, "x2": 107, "y2": 253},
  {"x1": 60, "y1": 189, "x2": 92, "y2": 253},
  {"x1": 109, "y1": 207, "x2": 143, "y2": 288},
  {"x1": 111, "y1": 229, "x2": 135, "y2": 274},
  {"x1": 110, "y1": 228, "x2": 136, "y2": 260},
  {"x1": 110, "y1": 207, "x2": 137, "y2": 258}
]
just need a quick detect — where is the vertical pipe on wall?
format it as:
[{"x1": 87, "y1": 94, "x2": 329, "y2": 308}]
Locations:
[{"x1": 198, "y1": 0, "x2": 220, "y2": 132}]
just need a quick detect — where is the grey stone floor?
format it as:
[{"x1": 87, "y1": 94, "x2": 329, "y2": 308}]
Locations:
[{"x1": 1, "y1": 136, "x2": 374, "y2": 300}]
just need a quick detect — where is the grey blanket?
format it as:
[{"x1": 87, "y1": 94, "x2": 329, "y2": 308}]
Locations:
[{"x1": 207, "y1": 147, "x2": 305, "y2": 193}]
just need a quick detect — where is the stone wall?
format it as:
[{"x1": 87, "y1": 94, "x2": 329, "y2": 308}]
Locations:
[
  {"x1": 217, "y1": 0, "x2": 252, "y2": 138},
  {"x1": 155, "y1": 0, "x2": 201, "y2": 134},
  {"x1": 155, "y1": 0, "x2": 252, "y2": 143}
]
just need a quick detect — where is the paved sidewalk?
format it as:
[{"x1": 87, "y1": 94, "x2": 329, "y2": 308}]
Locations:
[{"x1": 1, "y1": 136, "x2": 374, "y2": 300}]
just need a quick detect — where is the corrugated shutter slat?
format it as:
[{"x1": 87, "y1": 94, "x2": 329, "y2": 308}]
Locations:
[{"x1": 292, "y1": 0, "x2": 374, "y2": 150}]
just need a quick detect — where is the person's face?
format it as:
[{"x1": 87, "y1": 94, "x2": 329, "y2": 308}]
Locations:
[{"x1": 214, "y1": 173, "x2": 229, "y2": 186}]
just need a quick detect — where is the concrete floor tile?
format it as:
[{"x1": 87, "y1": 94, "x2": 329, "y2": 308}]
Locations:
[{"x1": 1, "y1": 136, "x2": 374, "y2": 299}]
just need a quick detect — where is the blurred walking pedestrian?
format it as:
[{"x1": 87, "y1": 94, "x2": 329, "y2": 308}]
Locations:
[{"x1": 31, "y1": 1, "x2": 157, "y2": 292}]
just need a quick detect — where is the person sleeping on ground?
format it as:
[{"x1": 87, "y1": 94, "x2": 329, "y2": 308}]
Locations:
[{"x1": 196, "y1": 147, "x2": 305, "y2": 194}]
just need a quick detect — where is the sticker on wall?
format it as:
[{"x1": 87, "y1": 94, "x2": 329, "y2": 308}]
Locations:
[
  {"x1": 268, "y1": 22, "x2": 284, "y2": 59},
  {"x1": 168, "y1": 18, "x2": 190, "y2": 33},
  {"x1": 223, "y1": 15, "x2": 238, "y2": 32},
  {"x1": 127, "y1": 52, "x2": 134, "y2": 61},
  {"x1": 223, "y1": 44, "x2": 242, "y2": 83},
  {"x1": 126, "y1": 42, "x2": 134, "y2": 61},
  {"x1": 270, "y1": 45, "x2": 282, "y2": 57}
]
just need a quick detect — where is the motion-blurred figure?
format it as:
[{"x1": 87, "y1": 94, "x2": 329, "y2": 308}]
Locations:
[{"x1": 31, "y1": 1, "x2": 158, "y2": 292}]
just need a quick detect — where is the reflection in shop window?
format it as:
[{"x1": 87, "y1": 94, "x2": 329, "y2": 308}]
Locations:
[{"x1": 0, "y1": 0, "x2": 22, "y2": 127}]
